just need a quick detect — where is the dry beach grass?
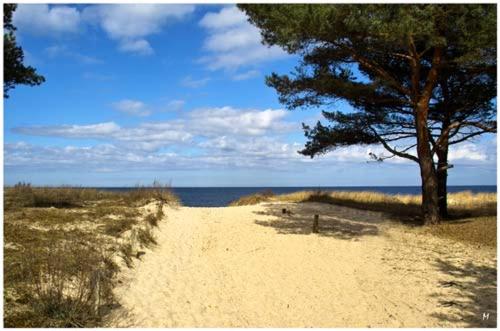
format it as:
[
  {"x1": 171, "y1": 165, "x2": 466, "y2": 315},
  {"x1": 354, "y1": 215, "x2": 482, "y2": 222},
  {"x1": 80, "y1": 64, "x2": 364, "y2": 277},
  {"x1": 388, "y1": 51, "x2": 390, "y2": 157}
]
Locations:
[
  {"x1": 3, "y1": 183, "x2": 177, "y2": 327},
  {"x1": 230, "y1": 190, "x2": 497, "y2": 247}
]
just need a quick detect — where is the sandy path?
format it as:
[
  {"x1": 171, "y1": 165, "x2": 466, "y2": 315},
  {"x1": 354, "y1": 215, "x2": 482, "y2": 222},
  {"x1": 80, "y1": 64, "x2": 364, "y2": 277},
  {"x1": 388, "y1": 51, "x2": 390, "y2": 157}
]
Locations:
[{"x1": 105, "y1": 202, "x2": 496, "y2": 328}]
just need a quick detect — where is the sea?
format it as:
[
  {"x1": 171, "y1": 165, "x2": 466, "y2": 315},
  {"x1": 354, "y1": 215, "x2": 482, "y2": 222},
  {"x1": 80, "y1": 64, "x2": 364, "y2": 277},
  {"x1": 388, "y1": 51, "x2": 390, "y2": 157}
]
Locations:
[{"x1": 102, "y1": 185, "x2": 497, "y2": 207}]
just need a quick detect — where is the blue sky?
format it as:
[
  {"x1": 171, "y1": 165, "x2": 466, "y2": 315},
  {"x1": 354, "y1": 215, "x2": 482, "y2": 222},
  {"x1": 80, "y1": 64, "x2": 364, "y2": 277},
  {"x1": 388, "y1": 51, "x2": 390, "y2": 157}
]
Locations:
[{"x1": 4, "y1": 4, "x2": 497, "y2": 187}]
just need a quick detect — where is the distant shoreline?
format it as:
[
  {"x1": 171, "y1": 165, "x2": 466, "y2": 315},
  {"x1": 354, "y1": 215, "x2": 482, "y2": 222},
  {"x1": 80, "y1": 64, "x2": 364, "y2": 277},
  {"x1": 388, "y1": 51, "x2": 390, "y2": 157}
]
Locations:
[
  {"x1": 3, "y1": 185, "x2": 496, "y2": 207},
  {"x1": 5, "y1": 184, "x2": 496, "y2": 189}
]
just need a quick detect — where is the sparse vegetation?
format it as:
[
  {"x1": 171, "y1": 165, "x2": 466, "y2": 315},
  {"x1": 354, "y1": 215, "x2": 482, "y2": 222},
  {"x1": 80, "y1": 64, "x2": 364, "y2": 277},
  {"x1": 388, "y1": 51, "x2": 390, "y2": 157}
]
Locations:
[
  {"x1": 228, "y1": 189, "x2": 275, "y2": 206},
  {"x1": 4, "y1": 182, "x2": 177, "y2": 327},
  {"x1": 144, "y1": 213, "x2": 159, "y2": 227},
  {"x1": 5, "y1": 181, "x2": 180, "y2": 211},
  {"x1": 103, "y1": 217, "x2": 137, "y2": 237},
  {"x1": 421, "y1": 216, "x2": 497, "y2": 248},
  {"x1": 121, "y1": 181, "x2": 180, "y2": 206},
  {"x1": 229, "y1": 190, "x2": 497, "y2": 246},
  {"x1": 134, "y1": 227, "x2": 157, "y2": 248},
  {"x1": 119, "y1": 243, "x2": 134, "y2": 269},
  {"x1": 230, "y1": 190, "x2": 496, "y2": 219}
]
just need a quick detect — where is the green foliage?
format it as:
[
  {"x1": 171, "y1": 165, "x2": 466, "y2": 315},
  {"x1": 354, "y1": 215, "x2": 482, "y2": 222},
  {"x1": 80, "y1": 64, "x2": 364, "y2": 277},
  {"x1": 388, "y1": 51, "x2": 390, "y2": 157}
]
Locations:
[
  {"x1": 238, "y1": 4, "x2": 496, "y2": 158},
  {"x1": 4, "y1": 4, "x2": 45, "y2": 98}
]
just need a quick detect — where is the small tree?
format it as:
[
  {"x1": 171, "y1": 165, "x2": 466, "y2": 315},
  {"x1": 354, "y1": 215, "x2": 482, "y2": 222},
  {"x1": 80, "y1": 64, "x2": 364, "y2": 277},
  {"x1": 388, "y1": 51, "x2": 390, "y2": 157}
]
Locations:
[
  {"x1": 4, "y1": 4, "x2": 45, "y2": 98},
  {"x1": 239, "y1": 4, "x2": 496, "y2": 224}
]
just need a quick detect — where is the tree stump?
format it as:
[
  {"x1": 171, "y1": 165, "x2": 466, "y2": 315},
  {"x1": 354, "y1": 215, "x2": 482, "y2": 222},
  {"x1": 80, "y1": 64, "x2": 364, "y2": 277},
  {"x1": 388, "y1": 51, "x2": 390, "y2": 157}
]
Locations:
[{"x1": 313, "y1": 214, "x2": 319, "y2": 233}]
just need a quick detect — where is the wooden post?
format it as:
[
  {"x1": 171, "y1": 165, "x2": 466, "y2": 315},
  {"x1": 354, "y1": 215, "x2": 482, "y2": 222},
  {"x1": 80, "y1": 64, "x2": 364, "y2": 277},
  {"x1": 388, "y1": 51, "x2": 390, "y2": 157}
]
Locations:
[
  {"x1": 282, "y1": 208, "x2": 287, "y2": 214},
  {"x1": 313, "y1": 214, "x2": 319, "y2": 233}
]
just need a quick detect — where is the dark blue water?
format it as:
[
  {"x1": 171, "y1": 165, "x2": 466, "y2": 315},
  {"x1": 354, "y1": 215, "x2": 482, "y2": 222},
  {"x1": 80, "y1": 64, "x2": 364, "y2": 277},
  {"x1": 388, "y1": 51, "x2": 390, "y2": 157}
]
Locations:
[{"x1": 102, "y1": 186, "x2": 496, "y2": 207}]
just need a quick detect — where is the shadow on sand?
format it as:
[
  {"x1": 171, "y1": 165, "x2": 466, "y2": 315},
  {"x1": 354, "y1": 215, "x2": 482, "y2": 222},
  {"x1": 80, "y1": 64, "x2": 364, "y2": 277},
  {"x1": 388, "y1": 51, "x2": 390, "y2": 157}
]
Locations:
[
  {"x1": 254, "y1": 202, "x2": 384, "y2": 240},
  {"x1": 431, "y1": 258, "x2": 497, "y2": 327}
]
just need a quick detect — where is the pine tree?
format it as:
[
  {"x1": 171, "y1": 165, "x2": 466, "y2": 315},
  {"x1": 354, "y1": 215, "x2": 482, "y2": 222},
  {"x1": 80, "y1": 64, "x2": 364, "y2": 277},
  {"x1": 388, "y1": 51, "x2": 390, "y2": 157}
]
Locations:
[
  {"x1": 239, "y1": 4, "x2": 496, "y2": 224},
  {"x1": 4, "y1": 4, "x2": 45, "y2": 98}
]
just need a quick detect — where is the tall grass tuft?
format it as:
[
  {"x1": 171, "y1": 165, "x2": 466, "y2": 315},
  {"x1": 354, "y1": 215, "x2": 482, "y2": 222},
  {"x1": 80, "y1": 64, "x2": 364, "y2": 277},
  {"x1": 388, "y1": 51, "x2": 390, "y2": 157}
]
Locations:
[
  {"x1": 6, "y1": 241, "x2": 117, "y2": 327},
  {"x1": 122, "y1": 180, "x2": 180, "y2": 206},
  {"x1": 134, "y1": 227, "x2": 157, "y2": 248}
]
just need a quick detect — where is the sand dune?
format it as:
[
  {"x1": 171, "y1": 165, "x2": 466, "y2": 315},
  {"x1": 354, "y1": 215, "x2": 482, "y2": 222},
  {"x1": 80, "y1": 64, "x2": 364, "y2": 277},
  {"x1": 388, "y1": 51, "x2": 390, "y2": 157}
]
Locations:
[{"x1": 105, "y1": 202, "x2": 496, "y2": 328}]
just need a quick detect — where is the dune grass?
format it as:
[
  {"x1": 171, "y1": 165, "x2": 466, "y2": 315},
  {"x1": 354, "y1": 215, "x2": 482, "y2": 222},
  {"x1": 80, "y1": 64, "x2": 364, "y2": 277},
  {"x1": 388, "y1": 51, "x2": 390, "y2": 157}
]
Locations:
[
  {"x1": 5, "y1": 181, "x2": 180, "y2": 211},
  {"x1": 229, "y1": 189, "x2": 497, "y2": 246},
  {"x1": 4, "y1": 182, "x2": 176, "y2": 327},
  {"x1": 229, "y1": 189, "x2": 496, "y2": 218},
  {"x1": 421, "y1": 216, "x2": 496, "y2": 248}
]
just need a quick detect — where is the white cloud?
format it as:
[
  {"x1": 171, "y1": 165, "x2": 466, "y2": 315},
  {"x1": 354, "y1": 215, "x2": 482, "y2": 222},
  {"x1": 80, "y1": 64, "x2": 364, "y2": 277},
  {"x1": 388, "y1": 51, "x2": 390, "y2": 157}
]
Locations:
[
  {"x1": 7, "y1": 123, "x2": 496, "y2": 174},
  {"x1": 14, "y1": 4, "x2": 81, "y2": 35},
  {"x1": 181, "y1": 75, "x2": 210, "y2": 88},
  {"x1": 44, "y1": 45, "x2": 102, "y2": 64},
  {"x1": 118, "y1": 39, "x2": 153, "y2": 56},
  {"x1": 186, "y1": 107, "x2": 293, "y2": 136},
  {"x1": 12, "y1": 122, "x2": 121, "y2": 139},
  {"x1": 199, "y1": 6, "x2": 246, "y2": 30},
  {"x1": 14, "y1": 4, "x2": 195, "y2": 55},
  {"x1": 82, "y1": 4, "x2": 195, "y2": 55},
  {"x1": 165, "y1": 100, "x2": 185, "y2": 112},
  {"x1": 232, "y1": 69, "x2": 260, "y2": 81},
  {"x1": 112, "y1": 99, "x2": 151, "y2": 117},
  {"x1": 199, "y1": 6, "x2": 288, "y2": 71},
  {"x1": 449, "y1": 142, "x2": 488, "y2": 162},
  {"x1": 10, "y1": 107, "x2": 293, "y2": 157}
]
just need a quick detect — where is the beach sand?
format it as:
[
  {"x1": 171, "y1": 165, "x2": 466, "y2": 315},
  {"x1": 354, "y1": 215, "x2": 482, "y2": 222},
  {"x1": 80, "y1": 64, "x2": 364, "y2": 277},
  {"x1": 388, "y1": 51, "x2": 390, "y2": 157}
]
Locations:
[{"x1": 105, "y1": 202, "x2": 496, "y2": 328}]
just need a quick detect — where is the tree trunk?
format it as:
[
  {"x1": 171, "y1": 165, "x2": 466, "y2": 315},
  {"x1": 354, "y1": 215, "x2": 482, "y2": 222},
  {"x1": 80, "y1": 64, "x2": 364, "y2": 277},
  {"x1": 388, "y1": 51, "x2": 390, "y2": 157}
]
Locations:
[
  {"x1": 415, "y1": 104, "x2": 440, "y2": 225},
  {"x1": 411, "y1": 47, "x2": 442, "y2": 225},
  {"x1": 435, "y1": 128, "x2": 450, "y2": 219},
  {"x1": 436, "y1": 159, "x2": 448, "y2": 219}
]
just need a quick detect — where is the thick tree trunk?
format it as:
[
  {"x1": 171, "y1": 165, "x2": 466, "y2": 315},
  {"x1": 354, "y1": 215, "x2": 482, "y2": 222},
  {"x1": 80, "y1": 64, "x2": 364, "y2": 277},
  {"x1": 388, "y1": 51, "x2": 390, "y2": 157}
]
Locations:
[
  {"x1": 415, "y1": 104, "x2": 440, "y2": 225},
  {"x1": 410, "y1": 47, "x2": 442, "y2": 225}
]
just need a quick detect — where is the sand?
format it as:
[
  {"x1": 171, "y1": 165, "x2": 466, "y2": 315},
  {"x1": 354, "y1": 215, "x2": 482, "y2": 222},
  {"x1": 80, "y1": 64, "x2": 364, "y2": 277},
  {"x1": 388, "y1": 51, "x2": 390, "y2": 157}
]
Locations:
[{"x1": 105, "y1": 202, "x2": 496, "y2": 328}]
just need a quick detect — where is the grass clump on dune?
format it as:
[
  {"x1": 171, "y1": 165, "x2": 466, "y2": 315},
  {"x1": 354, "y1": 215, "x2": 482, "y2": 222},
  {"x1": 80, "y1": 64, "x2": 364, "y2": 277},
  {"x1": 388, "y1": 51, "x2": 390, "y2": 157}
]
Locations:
[
  {"x1": 4, "y1": 182, "x2": 176, "y2": 327},
  {"x1": 103, "y1": 217, "x2": 138, "y2": 237},
  {"x1": 228, "y1": 189, "x2": 275, "y2": 206}
]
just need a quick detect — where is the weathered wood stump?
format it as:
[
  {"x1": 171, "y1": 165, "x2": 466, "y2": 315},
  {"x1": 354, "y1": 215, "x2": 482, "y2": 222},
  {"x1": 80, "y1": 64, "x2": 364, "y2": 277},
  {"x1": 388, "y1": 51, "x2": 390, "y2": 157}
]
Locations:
[{"x1": 313, "y1": 214, "x2": 319, "y2": 233}]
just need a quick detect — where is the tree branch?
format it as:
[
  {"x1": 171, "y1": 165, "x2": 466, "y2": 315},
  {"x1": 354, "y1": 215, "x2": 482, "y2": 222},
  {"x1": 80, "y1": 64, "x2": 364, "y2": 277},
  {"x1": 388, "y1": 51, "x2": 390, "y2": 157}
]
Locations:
[{"x1": 369, "y1": 126, "x2": 419, "y2": 163}]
